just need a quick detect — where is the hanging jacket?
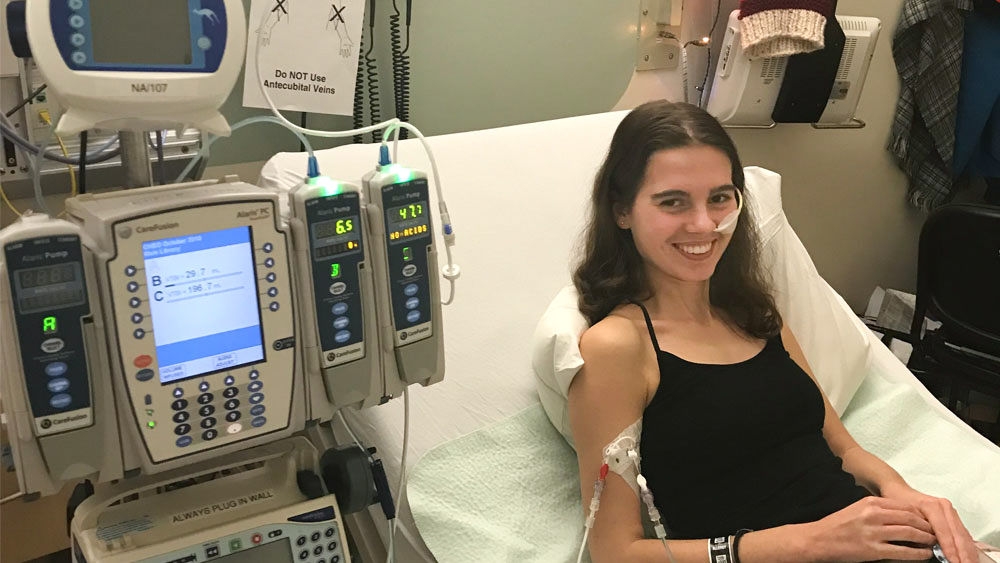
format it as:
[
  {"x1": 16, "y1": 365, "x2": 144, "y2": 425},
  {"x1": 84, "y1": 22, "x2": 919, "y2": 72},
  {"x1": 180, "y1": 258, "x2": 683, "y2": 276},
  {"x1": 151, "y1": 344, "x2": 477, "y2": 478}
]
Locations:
[{"x1": 889, "y1": 0, "x2": 974, "y2": 210}]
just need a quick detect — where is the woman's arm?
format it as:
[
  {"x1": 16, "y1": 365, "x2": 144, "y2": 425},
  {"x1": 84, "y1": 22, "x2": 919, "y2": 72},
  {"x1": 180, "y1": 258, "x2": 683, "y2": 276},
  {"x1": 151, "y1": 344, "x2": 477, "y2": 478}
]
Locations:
[
  {"x1": 780, "y1": 325, "x2": 979, "y2": 563},
  {"x1": 569, "y1": 315, "x2": 659, "y2": 561}
]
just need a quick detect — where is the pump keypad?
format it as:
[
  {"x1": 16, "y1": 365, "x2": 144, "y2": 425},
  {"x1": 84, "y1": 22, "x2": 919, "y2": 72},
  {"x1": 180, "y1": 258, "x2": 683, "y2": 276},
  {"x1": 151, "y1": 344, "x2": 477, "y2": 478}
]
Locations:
[{"x1": 164, "y1": 366, "x2": 267, "y2": 448}]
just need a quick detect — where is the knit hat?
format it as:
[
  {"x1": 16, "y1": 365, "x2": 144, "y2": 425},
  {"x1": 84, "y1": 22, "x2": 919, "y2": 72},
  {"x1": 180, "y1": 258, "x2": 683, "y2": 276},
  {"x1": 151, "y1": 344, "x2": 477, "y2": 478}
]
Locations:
[{"x1": 739, "y1": 0, "x2": 837, "y2": 57}]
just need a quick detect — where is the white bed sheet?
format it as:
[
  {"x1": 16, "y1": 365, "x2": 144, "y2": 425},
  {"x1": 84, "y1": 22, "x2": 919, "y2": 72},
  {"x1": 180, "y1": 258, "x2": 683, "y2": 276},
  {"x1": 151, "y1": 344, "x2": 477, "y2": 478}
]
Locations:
[{"x1": 258, "y1": 111, "x2": 999, "y2": 562}]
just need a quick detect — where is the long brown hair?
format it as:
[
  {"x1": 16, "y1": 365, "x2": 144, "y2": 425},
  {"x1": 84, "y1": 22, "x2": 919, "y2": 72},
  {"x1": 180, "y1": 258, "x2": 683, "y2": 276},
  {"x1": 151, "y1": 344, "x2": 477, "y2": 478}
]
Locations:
[{"x1": 572, "y1": 100, "x2": 781, "y2": 339}]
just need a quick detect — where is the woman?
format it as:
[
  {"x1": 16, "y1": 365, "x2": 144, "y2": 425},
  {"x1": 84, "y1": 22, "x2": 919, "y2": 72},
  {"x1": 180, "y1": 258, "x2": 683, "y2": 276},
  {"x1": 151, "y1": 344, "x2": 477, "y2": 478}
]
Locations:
[{"x1": 569, "y1": 100, "x2": 979, "y2": 563}]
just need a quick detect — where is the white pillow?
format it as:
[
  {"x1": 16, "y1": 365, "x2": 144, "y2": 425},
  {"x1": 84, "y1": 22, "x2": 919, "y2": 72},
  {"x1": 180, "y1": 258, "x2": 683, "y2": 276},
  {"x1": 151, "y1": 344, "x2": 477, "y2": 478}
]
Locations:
[
  {"x1": 531, "y1": 285, "x2": 588, "y2": 448},
  {"x1": 531, "y1": 167, "x2": 872, "y2": 447}
]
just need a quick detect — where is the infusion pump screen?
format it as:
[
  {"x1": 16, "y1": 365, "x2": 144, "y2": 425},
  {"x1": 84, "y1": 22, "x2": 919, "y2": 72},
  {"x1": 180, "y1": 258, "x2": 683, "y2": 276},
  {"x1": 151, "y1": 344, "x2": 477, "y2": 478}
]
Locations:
[{"x1": 142, "y1": 227, "x2": 265, "y2": 385}]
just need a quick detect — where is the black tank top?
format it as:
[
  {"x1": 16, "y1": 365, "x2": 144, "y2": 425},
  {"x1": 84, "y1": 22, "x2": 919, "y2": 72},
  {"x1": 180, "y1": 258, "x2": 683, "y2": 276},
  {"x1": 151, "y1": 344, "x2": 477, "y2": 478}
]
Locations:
[{"x1": 633, "y1": 303, "x2": 869, "y2": 539}]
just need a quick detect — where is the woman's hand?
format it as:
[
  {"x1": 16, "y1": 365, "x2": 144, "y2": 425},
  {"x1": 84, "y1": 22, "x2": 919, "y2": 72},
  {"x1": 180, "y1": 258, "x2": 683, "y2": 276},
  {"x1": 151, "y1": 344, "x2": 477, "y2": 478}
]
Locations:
[
  {"x1": 805, "y1": 496, "x2": 936, "y2": 562},
  {"x1": 881, "y1": 483, "x2": 979, "y2": 563}
]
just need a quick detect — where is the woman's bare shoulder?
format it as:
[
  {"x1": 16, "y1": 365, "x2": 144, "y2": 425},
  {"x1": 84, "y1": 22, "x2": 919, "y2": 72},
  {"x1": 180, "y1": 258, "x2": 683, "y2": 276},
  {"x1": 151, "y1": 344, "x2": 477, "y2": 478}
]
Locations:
[{"x1": 580, "y1": 304, "x2": 647, "y2": 362}]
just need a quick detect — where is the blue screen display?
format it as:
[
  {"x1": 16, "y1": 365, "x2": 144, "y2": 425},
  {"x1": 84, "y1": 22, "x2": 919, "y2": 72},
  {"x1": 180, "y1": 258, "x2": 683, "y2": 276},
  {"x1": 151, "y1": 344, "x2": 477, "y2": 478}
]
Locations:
[{"x1": 142, "y1": 227, "x2": 264, "y2": 384}]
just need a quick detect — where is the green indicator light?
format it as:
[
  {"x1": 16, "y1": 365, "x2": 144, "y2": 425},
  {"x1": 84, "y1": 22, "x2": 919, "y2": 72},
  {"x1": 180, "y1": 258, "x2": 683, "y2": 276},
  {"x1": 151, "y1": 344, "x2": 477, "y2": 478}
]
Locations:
[
  {"x1": 402, "y1": 247, "x2": 412, "y2": 261},
  {"x1": 42, "y1": 316, "x2": 57, "y2": 334},
  {"x1": 147, "y1": 420, "x2": 156, "y2": 429},
  {"x1": 306, "y1": 176, "x2": 345, "y2": 196},
  {"x1": 331, "y1": 263, "x2": 341, "y2": 279},
  {"x1": 382, "y1": 164, "x2": 414, "y2": 183}
]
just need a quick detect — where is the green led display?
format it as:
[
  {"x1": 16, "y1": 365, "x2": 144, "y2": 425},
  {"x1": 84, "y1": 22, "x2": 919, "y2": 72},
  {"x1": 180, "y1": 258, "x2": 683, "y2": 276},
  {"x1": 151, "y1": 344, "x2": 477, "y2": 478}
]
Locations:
[
  {"x1": 397, "y1": 204, "x2": 423, "y2": 221},
  {"x1": 331, "y1": 263, "x2": 341, "y2": 279},
  {"x1": 43, "y1": 316, "x2": 57, "y2": 334}
]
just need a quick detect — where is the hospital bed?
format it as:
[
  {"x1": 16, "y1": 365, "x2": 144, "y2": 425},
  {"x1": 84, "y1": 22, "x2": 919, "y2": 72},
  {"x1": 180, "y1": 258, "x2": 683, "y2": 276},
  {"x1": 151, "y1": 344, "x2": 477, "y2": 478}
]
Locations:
[{"x1": 259, "y1": 110, "x2": 1000, "y2": 562}]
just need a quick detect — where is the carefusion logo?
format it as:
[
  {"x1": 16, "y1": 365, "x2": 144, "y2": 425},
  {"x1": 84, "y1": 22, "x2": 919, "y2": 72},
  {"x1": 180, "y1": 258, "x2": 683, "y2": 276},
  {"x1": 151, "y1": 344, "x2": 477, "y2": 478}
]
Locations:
[
  {"x1": 135, "y1": 223, "x2": 180, "y2": 234},
  {"x1": 236, "y1": 207, "x2": 272, "y2": 221},
  {"x1": 40, "y1": 412, "x2": 89, "y2": 429},
  {"x1": 328, "y1": 344, "x2": 363, "y2": 362},
  {"x1": 399, "y1": 325, "x2": 431, "y2": 342}
]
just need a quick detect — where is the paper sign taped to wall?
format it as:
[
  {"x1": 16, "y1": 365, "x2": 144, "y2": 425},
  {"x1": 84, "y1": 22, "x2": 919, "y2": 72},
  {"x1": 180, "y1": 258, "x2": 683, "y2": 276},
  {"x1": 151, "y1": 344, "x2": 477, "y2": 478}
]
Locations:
[{"x1": 243, "y1": 0, "x2": 364, "y2": 115}]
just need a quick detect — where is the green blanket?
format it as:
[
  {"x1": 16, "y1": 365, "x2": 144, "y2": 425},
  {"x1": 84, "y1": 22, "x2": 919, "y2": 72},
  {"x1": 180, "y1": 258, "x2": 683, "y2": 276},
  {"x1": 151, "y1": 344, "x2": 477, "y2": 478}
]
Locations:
[{"x1": 407, "y1": 370, "x2": 999, "y2": 562}]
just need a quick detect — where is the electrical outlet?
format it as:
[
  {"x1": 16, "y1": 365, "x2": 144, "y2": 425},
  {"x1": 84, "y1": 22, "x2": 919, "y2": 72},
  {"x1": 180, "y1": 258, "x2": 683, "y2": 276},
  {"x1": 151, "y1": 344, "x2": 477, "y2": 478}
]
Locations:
[{"x1": 637, "y1": 0, "x2": 681, "y2": 71}]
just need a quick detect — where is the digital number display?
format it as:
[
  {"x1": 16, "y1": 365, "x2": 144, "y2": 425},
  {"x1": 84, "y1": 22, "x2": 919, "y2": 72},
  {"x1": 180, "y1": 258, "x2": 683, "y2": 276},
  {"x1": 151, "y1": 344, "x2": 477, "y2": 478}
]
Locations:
[
  {"x1": 314, "y1": 240, "x2": 359, "y2": 260},
  {"x1": 17, "y1": 264, "x2": 77, "y2": 288},
  {"x1": 311, "y1": 216, "x2": 361, "y2": 262},
  {"x1": 18, "y1": 289, "x2": 86, "y2": 313},
  {"x1": 388, "y1": 203, "x2": 425, "y2": 225},
  {"x1": 387, "y1": 200, "x2": 430, "y2": 243},
  {"x1": 142, "y1": 227, "x2": 265, "y2": 385},
  {"x1": 312, "y1": 217, "x2": 357, "y2": 239},
  {"x1": 14, "y1": 262, "x2": 86, "y2": 314}
]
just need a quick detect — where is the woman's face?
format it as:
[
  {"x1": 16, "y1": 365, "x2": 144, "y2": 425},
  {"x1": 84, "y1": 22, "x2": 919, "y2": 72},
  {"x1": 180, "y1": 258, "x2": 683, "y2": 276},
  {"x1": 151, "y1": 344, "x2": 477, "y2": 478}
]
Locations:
[{"x1": 619, "y1": 145, "x2": 739, "y2": 286}]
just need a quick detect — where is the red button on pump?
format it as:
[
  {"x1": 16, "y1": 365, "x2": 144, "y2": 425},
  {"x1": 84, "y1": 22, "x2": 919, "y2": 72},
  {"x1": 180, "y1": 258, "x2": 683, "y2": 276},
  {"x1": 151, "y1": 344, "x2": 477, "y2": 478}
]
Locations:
[
  {"x1": 251, "y1": 533, "x2": 262, "y2": 544},
  {"x1": 134, "y1": 355, "x2": 153, "y2": 368}
]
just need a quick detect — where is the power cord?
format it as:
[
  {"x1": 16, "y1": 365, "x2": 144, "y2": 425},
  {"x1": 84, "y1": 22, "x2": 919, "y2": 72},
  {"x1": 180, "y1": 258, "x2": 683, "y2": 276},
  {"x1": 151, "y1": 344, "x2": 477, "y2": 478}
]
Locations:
[
  {"x1": 0, "y1": 112, "x2": 120, "y2": 166},
  {"x1": 697, "y1": 0, "x2": 723, "y2": 107},
  {"x1": 78, "y1": 131, "x2": 88, "y2": 194},
  {"x1": 153, "y1": 131, "x2": 166, "y2": 185},
  {"x1": 40, "y1": 111, "x2": 77, "y2": 214},
  {"x1": 0, "y1": 111, "x2": 78, "y2": 217},
  {"x1": 4, "y1": 84, "x2": 46, "y2": 118},
  {"x1": 389, "y1": 0, "x2": 412, "y2": 138},
  {"x1": 366, "y1": 0, "x2": 382, "y2": 143}
]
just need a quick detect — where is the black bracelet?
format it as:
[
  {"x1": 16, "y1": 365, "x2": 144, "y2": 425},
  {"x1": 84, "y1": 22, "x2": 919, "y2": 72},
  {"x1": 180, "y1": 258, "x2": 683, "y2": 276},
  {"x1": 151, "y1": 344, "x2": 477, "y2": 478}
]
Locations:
[{"x1": 731, "y1": 528, "x2": 752, "y2": 563}]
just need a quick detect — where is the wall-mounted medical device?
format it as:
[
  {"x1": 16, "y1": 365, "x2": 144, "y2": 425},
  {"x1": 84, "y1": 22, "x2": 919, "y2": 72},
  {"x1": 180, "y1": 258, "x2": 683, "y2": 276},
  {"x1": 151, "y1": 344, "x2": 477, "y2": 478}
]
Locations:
[
  {"x1": 363, "y1": 165, "x2": 444, "y2": 390},
  {"x1": 22, "y1": 0, "x2": 245, "y2": 135},
  {"x1": 288, "y1": 176, "x2": 383, "y2": 420},
  {"x1": 71, "y1": 437, "x2": 351, "y2": 563},
  {"x1": 1, "y1": 213, "x2": 123, "y2": 497},
  {"x1": 63, "y1": 178, "x2": 306, "y2": 475},
  {"x1": 705, "y1": 11, "x2": 881, "y2": 128}
]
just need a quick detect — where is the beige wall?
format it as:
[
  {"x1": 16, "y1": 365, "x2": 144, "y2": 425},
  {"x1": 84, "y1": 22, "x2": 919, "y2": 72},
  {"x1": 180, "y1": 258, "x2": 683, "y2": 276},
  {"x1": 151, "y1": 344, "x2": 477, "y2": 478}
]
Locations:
[{"x1": 2, "y1": 0, "x2": 930, "y2": 312}]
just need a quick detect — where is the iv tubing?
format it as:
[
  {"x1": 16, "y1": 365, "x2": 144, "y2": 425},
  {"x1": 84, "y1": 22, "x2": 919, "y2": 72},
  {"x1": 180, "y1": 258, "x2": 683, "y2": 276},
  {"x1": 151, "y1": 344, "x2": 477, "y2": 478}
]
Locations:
[{"x1": 173, "y1": 115, "x2": 314, "y2": 184}]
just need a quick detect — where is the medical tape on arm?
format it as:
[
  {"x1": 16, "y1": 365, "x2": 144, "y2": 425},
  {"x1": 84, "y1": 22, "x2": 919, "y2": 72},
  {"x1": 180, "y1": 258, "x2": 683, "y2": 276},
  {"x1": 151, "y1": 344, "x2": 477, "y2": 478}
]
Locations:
[
  {"x1": 601, "y1": 419, "x2": 642, "y2": 498},
  {"x1": 592, "y1": 420, "x2": 677, "y2": 563}
]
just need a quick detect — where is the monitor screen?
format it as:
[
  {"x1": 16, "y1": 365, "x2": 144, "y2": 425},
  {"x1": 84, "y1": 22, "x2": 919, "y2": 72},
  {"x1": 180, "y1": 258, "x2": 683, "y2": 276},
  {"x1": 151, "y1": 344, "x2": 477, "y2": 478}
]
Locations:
[
  {"x1": 90, "y1": 0, "x2": 193, "y2": 65},
  {"x1": 142, "y1": 227, "x2": 265, "y2": 385}
]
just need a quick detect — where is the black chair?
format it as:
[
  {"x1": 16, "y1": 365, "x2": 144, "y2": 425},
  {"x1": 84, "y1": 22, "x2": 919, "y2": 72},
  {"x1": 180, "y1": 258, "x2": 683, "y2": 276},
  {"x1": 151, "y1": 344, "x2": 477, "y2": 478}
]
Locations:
[{"x1": 905, "y1": 203, "x2": 1000, "y2": 441}]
